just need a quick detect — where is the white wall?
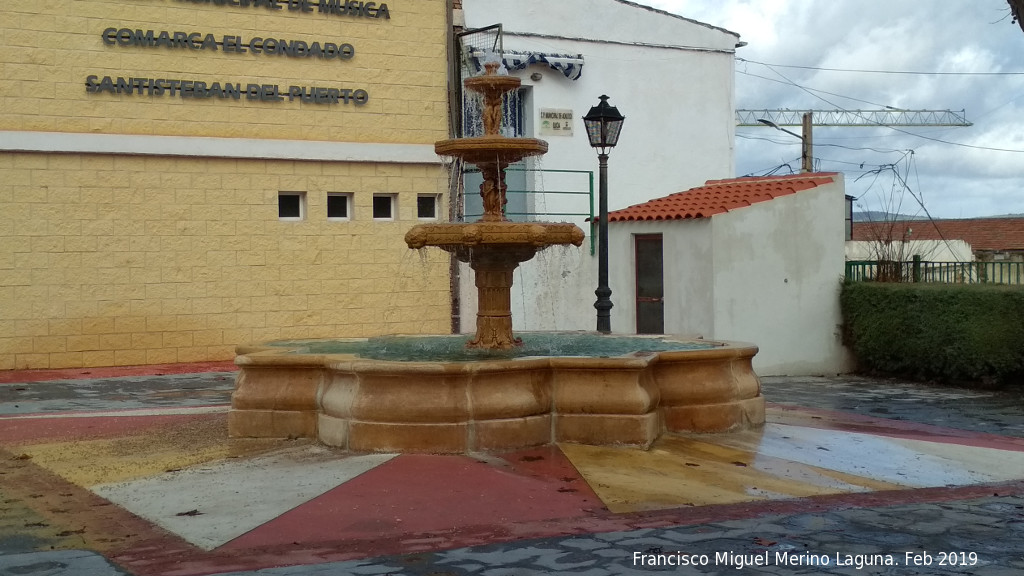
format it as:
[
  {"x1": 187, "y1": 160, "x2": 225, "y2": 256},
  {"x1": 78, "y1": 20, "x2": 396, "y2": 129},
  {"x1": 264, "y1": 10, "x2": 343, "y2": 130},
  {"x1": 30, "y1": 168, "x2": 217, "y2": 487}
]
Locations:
[
  {"x1": 511, "y1": 245, "x2": 596, "y2": 331},
  {"x1": 609, "y1": 221, "x2": 715, "y2": 337},
  {"x1": 709, "y1": 177, "x2": 852, "y2": 375},
  {"x1": 459, "y1": 0, "x2": 740, "y2": 334},
  {"x1": 464, "y1": 0, "x2": 739, "y2": 51},
  {"x1": 845, "y1": 239, "x2": 974, "y2": 262}
]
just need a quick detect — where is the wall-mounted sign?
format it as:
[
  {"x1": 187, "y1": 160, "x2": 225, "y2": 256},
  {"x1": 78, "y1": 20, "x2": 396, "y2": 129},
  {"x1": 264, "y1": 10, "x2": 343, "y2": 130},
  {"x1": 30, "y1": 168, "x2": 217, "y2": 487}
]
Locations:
[
  {"x1": 101, "y1": 27, "x2": 355, "y2": 61},
  {"x1": 172, "y1": 0, "x2": 391, "y2": 20},
  {"x1": 539, "y1": 108, "x2": 573, "y2": 137},
  {"x1": 85, "y1": 75, "x2": 368, "y2": 105},
  {"x1": 86, "y1": 0, "x2": 397, "y2": 107}
]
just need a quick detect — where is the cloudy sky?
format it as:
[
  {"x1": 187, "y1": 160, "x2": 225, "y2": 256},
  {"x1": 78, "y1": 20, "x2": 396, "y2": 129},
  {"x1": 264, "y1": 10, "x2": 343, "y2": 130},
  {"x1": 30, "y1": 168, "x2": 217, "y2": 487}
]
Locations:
[{"x1": 640, "y1": 0, "x2": 1024, "y2": 219}]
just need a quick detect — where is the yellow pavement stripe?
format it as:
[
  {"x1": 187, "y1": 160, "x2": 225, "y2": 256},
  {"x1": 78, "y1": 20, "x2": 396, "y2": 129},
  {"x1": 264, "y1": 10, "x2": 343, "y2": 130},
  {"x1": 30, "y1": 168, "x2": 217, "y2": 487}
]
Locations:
[
  {"x1": 560, "y1": 432, "x2": 905, "y2": 514},
  {"x1": 17, "y1": 416, "x2": 283, "y2": 487}
]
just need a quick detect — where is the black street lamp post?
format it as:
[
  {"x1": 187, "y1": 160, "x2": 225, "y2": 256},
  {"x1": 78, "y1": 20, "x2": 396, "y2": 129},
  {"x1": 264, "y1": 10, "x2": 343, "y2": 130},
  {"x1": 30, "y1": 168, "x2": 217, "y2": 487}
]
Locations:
[{"x1": 583, "y1": 95, "x2": 624, "y2": 334}]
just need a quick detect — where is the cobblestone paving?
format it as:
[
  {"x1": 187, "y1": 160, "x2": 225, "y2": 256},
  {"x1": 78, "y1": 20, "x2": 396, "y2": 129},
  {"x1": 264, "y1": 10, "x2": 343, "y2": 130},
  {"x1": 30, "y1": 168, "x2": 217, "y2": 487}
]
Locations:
[
  {"x1": 761, "y1": 376, "x2": 1024, "y2": 438},
  {"x1": 211, "y1": 496, "x2": 1024, "y2": 575},
  {"x1": 0, "y1": 373, "x2": 235, "y2": 415},
  {"x1": 0, "y1": 550, "x2": 129, "y2": 576},
  {"x1": 2, "y1": 373, "x2": 1023, "y2": 575}
]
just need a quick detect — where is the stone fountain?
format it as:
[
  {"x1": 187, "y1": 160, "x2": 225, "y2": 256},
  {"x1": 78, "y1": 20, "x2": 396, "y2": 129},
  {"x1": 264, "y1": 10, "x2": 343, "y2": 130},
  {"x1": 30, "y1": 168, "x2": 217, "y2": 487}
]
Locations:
[
  {"x1": 405, "y1": 60, "x2": 585, "y2": 349},
  {"x1": 228, "y1": 61, "x2": 765, "y2": 453}
]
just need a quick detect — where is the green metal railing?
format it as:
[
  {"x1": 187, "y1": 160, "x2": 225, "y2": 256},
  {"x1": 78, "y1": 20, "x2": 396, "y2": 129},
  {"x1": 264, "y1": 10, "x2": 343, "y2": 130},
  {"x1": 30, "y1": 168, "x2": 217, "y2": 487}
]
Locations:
[
  {"x1": 460, "y1": 167, "x2": 596, "y2": 253},
  {"x1": 846, "y1": 258, "x2": 1024, "y2": 285}
]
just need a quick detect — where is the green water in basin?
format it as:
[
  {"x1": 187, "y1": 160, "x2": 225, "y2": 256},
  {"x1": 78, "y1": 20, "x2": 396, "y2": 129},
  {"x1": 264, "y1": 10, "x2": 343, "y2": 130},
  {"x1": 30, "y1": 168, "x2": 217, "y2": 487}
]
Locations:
[{"x1": 266, "y1": 332, "x2": 714, "y2": 362}]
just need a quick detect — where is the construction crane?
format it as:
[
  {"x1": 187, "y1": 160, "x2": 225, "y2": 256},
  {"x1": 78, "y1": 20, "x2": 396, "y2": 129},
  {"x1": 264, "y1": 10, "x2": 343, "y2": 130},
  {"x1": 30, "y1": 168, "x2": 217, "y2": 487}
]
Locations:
[
  {"x1": 735, "y1": 109, "x2": 972, "y2": 173},
  {"x1": 736, "y1": 109, "x2": 971, "y2": 127}
]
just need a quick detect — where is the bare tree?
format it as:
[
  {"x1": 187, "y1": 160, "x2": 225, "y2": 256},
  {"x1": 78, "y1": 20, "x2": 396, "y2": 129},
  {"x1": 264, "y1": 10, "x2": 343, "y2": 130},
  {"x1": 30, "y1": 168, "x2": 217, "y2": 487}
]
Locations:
[
  {"x1": 1011, "y1": 0, "x2": 1024, "y2": 33},
  {"x1": 849, "y1": 159, "x2": 948, "y2": 282}
]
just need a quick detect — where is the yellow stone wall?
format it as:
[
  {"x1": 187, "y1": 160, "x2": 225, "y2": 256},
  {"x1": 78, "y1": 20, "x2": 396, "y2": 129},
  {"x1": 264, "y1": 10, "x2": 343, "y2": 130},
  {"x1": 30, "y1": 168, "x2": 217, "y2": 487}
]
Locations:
[
  {"x1": 1, "y1": 0, "x2": 448, "y2": 143},
  {"x1": 0, "y1": 153, "x2": 451, "y2": 369},
  {"x1": 0, "y1": 1, "x2": 452, "y2": 369}
]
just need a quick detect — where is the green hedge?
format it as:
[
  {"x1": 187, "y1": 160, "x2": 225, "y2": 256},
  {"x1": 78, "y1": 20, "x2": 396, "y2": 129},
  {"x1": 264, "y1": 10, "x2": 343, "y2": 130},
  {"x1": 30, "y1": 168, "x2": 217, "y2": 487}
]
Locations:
[{"x1": 841, "y1": 282, "x2": 1024, "y2": 387}]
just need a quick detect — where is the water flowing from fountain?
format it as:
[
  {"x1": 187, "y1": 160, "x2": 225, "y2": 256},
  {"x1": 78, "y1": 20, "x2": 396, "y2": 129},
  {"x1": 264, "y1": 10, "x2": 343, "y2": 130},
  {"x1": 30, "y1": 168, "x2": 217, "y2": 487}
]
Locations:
[{"x1": 405, "y1": 60, "x2": 585, "y2": 349}]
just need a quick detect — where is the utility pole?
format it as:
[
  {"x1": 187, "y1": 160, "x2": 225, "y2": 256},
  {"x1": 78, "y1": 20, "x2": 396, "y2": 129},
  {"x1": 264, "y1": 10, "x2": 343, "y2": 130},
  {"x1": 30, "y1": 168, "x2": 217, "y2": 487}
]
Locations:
[
  {"x1": 801, "y1": 112, "x2": 813, "y2": 173},
  {"x1": 756, "y1": 112, "x2": 814, "y2": 172}
]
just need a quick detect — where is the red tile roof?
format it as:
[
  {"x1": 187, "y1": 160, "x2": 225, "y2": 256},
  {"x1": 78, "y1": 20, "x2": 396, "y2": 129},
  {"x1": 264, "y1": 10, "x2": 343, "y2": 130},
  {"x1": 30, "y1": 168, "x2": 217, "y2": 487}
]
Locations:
[
  {"x1": 852, "y1": 218, "x2": 1024, "y2": 251},
  {"x1": 607, "y1": 173, "x2": 838, "y2": 222}
]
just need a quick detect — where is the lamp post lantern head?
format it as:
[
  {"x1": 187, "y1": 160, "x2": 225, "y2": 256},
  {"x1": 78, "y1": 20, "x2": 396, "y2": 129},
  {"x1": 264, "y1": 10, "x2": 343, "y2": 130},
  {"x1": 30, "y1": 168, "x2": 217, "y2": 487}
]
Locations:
[{"x1": 583, "y1": 95, "x2": 625, "y2": 154}]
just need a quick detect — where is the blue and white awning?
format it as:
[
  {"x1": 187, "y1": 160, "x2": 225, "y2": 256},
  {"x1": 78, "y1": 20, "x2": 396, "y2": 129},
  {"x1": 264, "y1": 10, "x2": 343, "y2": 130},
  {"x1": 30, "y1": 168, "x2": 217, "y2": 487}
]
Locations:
[{"x1": 471, "y1": 50, "x2": 585, "y2": 81}]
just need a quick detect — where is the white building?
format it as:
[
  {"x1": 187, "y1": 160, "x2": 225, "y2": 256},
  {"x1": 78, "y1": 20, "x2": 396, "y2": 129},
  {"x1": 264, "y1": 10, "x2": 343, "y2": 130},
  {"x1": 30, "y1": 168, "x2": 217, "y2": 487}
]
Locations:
[
  {"x1": 606, "y1": 174, "x2": 853, "y2": 376},
  {"x1": 845, "y1": 239, "x2": 974, "y2": 263},
  {"x1": 456, "y1": 0, "x2": 742, "y2": 335}
]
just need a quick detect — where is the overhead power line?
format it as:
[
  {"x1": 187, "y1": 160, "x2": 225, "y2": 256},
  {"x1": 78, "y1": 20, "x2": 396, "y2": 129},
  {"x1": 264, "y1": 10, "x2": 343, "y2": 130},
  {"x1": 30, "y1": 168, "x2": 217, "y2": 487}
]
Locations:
[
  {"x1": 736, "y1": 109, "x2": 972, "y2": 127},
  {"x1": 748, "y1": 63, "x2": 1024, "y2": 153},
  {"x1": 737, "y1": 57, "x2": 1024, "y2": 76}
]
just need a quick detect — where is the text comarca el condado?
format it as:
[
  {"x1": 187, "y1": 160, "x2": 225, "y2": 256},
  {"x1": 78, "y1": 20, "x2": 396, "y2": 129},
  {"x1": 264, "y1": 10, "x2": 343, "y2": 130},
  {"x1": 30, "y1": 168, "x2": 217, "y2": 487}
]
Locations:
[
  {"x1": 102, "y1": 28, "x2": 355, "y2": 61},
  {"x1": 173, "y1": 0, "x2": 390, "y2": 19},
  {"x1": 85, "y1": 76, "x2": 369, "y2": 105}
]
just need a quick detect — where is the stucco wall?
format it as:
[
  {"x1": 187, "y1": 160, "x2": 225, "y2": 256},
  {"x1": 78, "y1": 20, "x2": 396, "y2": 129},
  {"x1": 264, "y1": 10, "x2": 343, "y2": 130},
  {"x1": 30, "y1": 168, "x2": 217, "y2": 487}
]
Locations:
[
  {"x1": 608, "y1": 221, "x2": 715, "y2": 337},
  {"x1": 0, "y1": 1, "x2": 451, "y2": 369},
  {"x1": 709, "y1": 178, "x2": 851, "y2": 375},
  {"x1": 465, "y1": 0, "x2": 738, "y2": 52}
]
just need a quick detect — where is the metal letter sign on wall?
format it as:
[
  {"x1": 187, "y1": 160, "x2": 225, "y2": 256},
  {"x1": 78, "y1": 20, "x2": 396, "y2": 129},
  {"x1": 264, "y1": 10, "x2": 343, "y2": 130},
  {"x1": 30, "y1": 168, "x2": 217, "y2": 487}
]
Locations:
[
  {"x1": 85, "y1": 0, "x2": 393, "y2": 106},
  {"x1": 539, "y1": 109, "x2": 574, "y2": 137}
]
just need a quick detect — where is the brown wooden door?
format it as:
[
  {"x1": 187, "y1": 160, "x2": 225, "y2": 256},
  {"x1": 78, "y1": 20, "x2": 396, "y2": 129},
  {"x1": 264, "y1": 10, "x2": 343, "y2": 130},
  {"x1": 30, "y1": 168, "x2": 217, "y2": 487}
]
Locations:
[{"x1": 635, "y1": 234, "x2": 664, "y2": 334}]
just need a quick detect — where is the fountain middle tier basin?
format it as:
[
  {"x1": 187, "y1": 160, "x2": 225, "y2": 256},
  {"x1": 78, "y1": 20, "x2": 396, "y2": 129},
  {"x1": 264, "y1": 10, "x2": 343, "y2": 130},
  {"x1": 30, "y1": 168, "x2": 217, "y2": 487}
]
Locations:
[
  {"x1": 228, "y1": 333, "x2": 766, "y2": 453},
  {"x1": 405, "y1": 221, "x2": 586, "y2": 256}
]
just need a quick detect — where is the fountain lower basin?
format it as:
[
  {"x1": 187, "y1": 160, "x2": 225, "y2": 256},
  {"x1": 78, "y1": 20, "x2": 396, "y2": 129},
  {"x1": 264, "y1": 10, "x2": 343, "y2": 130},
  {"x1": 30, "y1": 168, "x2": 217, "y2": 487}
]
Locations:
[{"x1": 228, "y1": 333, "x2": 766, "y2": 453}]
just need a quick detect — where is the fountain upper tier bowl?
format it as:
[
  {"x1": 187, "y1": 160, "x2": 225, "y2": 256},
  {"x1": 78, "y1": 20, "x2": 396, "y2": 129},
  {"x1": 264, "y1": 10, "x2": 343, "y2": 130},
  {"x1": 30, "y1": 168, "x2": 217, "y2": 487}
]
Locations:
[
  {"x1": 463, "y1": 72, "x2": 522, "y2": 99},
  {"x1": 434, "y1": 135, "x2": 548, "y2": 166}
]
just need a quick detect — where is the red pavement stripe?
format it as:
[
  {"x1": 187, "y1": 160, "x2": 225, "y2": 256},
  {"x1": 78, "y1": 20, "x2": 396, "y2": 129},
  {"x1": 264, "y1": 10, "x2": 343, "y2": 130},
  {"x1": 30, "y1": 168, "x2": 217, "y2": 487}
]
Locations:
[
  {"x1": 0, "y1": 361, "x2": 238, "y2": 384},
  {"x1": 0, "y1": 445, "x2": 203, "y2": 570},
  {"x1": 0, "y1": 412, "x2": 226, "y2": 445},
  {"x1": 122, "y1": 479, "x2": 1024, "y2": 576},
  {"x1": 220, "y1": 447, "x2": 602, "y2": 551}
]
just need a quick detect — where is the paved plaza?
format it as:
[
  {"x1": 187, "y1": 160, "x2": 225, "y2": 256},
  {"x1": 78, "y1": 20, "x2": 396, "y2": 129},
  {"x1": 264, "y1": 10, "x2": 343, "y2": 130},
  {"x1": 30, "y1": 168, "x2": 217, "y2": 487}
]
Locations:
[{"x1": 1, "y1": 366, "x2": 1023, "y2": 575}]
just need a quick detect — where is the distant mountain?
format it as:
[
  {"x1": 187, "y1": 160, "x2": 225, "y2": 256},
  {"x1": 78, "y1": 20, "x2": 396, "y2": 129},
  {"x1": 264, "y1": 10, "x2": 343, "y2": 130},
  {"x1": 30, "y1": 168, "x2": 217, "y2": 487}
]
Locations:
[{"x1": 853, "y1": 211, "x2": 918, "y2": 223}]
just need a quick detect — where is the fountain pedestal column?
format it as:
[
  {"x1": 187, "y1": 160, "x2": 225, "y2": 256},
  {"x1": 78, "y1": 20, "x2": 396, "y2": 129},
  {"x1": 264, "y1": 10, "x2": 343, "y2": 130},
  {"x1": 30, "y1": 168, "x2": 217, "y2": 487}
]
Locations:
[{"x1": 467, "y1": 249, "x2": 535, "y2": 349}]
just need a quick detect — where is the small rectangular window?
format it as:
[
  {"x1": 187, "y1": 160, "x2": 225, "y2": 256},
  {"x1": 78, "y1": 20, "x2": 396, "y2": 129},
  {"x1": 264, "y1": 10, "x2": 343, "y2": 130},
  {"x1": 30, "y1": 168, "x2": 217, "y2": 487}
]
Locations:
[
  {"x1": 373, "y1": 194, "x2": 395, "y2": 220},
  {"x1": 327, "y1": 193, "x2": 351, "y2": 220},
  {"x1": 417, "y1": 195, "x2": 438, "y2": 220},
  {"x1": 278, "y1": 192, "x2": 305, "y2": 221}
]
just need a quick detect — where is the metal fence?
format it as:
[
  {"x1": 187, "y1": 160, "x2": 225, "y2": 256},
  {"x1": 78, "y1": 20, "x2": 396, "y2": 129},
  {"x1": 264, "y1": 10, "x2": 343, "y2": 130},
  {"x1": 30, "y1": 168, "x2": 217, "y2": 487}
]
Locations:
[
  {"x1": 846, "y1": 259, "x2": 1024, "y2": 285},
  {"x1": 461, "y1": 167, "x2": 595, "y2": 253}
]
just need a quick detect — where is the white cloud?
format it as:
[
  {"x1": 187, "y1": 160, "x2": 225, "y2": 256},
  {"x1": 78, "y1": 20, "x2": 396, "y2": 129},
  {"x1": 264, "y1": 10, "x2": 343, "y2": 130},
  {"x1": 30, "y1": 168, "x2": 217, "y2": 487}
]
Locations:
[{"x1": 635, "y1": 0, "x2": 1024, "y2": 217}]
